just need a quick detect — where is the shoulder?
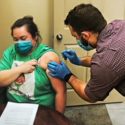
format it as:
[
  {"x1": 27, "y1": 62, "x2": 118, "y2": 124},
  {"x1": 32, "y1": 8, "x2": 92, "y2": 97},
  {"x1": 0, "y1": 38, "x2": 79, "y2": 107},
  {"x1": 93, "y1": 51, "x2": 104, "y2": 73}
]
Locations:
[
  {"x1": 0, "y1": 45, "x2": 15, "y2": 69},
  {"x1": 37, "y1": 44, "x2": 54, "y2": 53},
  {"x1": 38, "y1": 45, "x2": 60, "y2": 70},
  {"x1": 2, "y1": 45, "x2": 15, "y2": 58},
  {"x1": 42, "y1": 51, "x2": 59, "y2": 61},
  {"x1": 34, "y1": 43, "x2": 56, "y2": 57}
]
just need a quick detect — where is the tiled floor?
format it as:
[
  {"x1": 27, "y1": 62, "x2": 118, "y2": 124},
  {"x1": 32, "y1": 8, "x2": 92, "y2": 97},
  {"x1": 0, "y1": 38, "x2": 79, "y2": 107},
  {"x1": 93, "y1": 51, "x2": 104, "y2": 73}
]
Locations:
[{"x1": 65, "y1": 102, "x2": 125, "y2": 125}]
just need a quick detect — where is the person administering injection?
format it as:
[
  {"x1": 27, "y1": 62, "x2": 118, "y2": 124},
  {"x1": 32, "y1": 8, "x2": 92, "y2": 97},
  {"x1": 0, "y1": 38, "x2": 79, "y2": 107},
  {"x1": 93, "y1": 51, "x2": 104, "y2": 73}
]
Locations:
[{"x1": 48, "y1": 3, "x2": 125, "y2": 103}]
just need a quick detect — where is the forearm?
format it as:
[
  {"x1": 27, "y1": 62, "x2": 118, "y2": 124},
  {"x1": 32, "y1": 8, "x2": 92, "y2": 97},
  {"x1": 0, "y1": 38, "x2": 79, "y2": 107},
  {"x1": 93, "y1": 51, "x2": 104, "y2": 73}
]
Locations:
[
  {"x1": 0, "y1": 68, "x2": 22, "y2": 86},
  {"x1": 55, "y1": 92, "x2": 66, "y2": 113},
  {"x1": 80, "y1": 56, "x2": 92, "y2": 67},
  {"x1": 68, "y1": 75, "x2": 93, "y2": 102}
]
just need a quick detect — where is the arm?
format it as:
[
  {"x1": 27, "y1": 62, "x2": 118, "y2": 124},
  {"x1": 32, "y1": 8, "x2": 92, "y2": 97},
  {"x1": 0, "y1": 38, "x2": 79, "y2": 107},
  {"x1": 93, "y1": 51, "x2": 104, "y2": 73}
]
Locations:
[
  {"x1": 38, "y1": 52, "x2": 66, "y2": 113},
  {"x1": 62, "y1": 50, "x2": 92, "y2": 67},
  {"x1": 80, "y1": 56, "x2": 92, "y2": 67},
  {"x1": 68, "y1": 74, "x2": 95, "y2": 103},
  {"x1": 48, "y1": 59, "x2": 117, "y2": 103},
  {"x1": 48, "y1": 61, "x2": 95, "y2": 103},
  {"x1": 47, "y1": 70, "x2": 66, "y2": 113},
  {"x1": 0, "y1": 68, "x2": 23, "y2": 86},
  {"x1": 0, "y1": 60, "x2": 37, "y2": 87}
]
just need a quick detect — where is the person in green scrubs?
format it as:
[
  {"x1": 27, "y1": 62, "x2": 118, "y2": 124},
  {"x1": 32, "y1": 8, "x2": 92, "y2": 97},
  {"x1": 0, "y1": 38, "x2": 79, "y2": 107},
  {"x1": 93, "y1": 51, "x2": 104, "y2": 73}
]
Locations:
[{"x1": 0, "y1": 16, "x2": 66, "y2": 113}]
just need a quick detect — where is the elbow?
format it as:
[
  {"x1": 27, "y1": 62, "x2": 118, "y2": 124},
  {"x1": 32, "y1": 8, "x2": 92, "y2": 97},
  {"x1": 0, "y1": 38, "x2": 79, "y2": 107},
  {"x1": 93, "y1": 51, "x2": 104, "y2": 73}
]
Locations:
[
  {"x1": 0, "y1": 81, "x2": 6, "y2": 87},
  {"x1": 83, "y1": 92, "x2": 98, "y2": 103},
  {"x1": 0, "y1": 80, "x2": 10, "y2": 87},
  {"x1": 86, "y1": 96, "x2": 105, "y2": 103},
  {"x1": 81, "y1": 96, "x2": 97, "y2": 103},
  {"x1": 88, "y1": 99, "x2": 97, "y2": 103}
]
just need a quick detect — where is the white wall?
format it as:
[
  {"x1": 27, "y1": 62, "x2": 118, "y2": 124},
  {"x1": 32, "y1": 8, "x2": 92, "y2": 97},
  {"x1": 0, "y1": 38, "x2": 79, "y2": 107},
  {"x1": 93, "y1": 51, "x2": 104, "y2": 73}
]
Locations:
[{"x1": 0, "y1": 0, "x2": 53, "y2": 57}]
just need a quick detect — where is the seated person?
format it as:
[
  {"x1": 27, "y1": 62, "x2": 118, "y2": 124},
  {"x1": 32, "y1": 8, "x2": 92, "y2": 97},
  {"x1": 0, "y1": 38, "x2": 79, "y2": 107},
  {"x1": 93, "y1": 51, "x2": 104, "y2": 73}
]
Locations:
[{"x1": 0, "y1": 16, "x2": 66, "y2": 113}]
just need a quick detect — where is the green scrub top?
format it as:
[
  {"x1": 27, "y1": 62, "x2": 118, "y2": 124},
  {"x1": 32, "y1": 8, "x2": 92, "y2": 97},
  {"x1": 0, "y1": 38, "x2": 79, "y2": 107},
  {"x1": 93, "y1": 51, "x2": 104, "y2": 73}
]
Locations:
[{"x1": 0, "y1": 43, "x2": 56, "y2": 109}]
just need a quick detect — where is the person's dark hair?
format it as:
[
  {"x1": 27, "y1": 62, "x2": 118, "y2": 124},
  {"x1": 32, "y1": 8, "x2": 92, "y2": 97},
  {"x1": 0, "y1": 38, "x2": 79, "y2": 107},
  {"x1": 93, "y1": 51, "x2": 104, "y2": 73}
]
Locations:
[
  {"x1": 11, "y1": 16, "x2": 42, "y2": 43},
  {"x1": 64, "y1": 3, "x2": 107, "y2": 35}
]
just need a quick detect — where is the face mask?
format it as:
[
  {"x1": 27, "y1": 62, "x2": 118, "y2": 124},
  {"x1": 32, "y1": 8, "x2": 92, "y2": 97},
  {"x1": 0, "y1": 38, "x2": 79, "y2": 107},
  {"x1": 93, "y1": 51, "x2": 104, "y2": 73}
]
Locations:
[
  {"x1": 77, "y1": 39, "x2": 94, "y2": 51},
  {"x1": 15, "y1": 40, "x2": 33, "y2": 55}
]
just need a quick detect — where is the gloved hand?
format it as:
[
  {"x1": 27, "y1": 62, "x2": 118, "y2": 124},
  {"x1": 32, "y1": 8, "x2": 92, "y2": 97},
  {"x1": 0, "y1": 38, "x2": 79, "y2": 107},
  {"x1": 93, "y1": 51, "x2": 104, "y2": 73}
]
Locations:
[
  {"x1": 47, "y1": 61, "x2": 72, "y2": 82},
  {"x1": 62, "y1": 50, "x2": 81, "y2": 65}
]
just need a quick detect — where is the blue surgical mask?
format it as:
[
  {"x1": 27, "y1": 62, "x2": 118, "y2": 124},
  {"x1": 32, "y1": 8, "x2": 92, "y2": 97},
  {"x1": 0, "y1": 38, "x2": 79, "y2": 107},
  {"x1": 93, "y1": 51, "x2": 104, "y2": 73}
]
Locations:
[
  {"x1": 15, "y1": 40, "x2": 33, "y2": 55},
  {"x1": 77, "y1": 39, "x2": 94, "y2": 51}
]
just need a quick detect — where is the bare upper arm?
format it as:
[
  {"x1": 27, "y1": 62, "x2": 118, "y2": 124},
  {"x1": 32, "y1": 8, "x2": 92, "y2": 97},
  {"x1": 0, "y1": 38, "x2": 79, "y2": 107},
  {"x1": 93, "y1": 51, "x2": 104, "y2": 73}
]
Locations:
[
  {"x1": 38, "y1": 51, "x2": 66, "y2": 93},
  {"x1": 38, "y1": 51, "x2": 60, "y2": 70}
]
